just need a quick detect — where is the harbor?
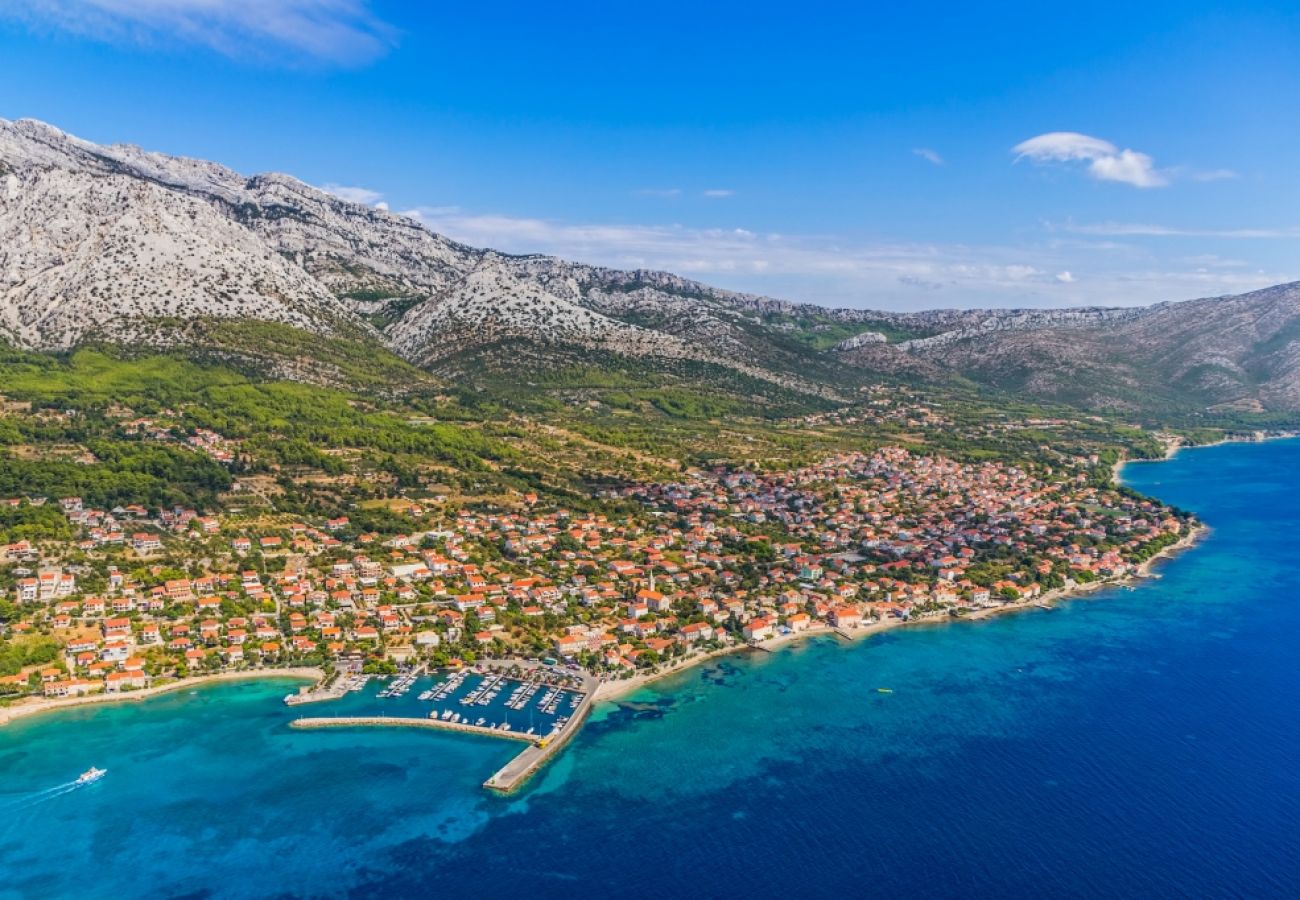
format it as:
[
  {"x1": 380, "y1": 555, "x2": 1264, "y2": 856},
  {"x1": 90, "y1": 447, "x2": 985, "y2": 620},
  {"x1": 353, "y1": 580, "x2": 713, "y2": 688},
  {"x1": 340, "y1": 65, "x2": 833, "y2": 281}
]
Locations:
[{"x1": 290, "y1": 660, "x2": 601, "y2": 791}]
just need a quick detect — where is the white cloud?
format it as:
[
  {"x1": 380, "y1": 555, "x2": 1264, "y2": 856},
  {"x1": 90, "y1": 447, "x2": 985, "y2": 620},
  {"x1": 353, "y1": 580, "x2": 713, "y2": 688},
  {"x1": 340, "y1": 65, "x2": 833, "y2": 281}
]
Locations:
[
  {"x1": 702, "y1": 189, "x2": 735, "y2": 198},
  {"x1": 2, "y1": 0, "x2": 394, "y2": 65},
  {"x1": 1013, "y1": 132, "x2": 1167, "y2": 188},
  {"x1": 1055, "y1": 271, "x2": 1075, "y2": 283},
  {"x1": 1180, "y1": 254, "x2": 1247, "y2": 268},
  {"x1": 912, "y1": 147, "x2": 944, "y2": 166},
  {"x1": 320, "y1": 183, "x2": 384, "y2": 205}
]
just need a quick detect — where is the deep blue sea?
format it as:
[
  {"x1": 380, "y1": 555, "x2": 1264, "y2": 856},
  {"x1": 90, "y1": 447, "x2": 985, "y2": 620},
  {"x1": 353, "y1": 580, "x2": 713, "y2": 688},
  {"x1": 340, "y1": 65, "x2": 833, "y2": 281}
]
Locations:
[{"x1": 2, "y1": 440, "x2": 1298, "y2": 899}]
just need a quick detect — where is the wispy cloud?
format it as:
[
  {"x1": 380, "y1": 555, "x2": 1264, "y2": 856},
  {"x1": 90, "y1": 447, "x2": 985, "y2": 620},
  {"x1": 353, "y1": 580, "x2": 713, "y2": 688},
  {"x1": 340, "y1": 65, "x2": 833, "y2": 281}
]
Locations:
[
  {"x1": 1013, "y1": 132, "x2": 1167, "y2": 188},
  {"x1": 320, "y1": 182, "x2": 384, "y2": 205},
  {"x1": 397, "y1": 206, "x2": 1284, "y2": 308},
  {"x1": 1186, "y1": 168, "x2": 1239, "y2": 182},
  {"x1": 912, "y1": 147, "x2": 944, "y2": 166},
  {"x1": 702, "y1": 189, "x2": 735, "y2": 198},
  {"x1": 1063, "y1": 221, "x2": 1300, "y2": 239},
  {"x1": 2, "y1": 0, "x2": 395, "y2": 65}
]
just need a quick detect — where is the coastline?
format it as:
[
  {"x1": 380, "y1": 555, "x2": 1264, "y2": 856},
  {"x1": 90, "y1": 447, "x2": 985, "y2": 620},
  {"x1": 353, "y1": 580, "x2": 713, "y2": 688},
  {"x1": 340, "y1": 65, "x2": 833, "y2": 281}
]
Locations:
[
  {"x1": 1115, "y1": 430, "x2": 1300, "y2": 483},
  {"x1": 1, "y1": 438, "x2": 1234, "y2": 732},
  {"x1": 1, "y1": 522, "x2": 1211, "y2": 730},
  {"x1": 593, "y1": 520, "x2": 1210, "y2": 706},
  {"x1": 0, "y1": 667, "x2": 322, "y2": 728}
]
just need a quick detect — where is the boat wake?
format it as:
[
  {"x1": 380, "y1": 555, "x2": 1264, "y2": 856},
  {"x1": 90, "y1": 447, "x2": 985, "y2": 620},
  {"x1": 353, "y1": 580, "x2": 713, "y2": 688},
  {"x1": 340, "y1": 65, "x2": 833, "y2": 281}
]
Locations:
[
  {"x1": 1, "y1": 780, "x2": 84, "y2": 814},
  {"x1": 3, "y1": 770, "x2": 105, "y2": 814}
]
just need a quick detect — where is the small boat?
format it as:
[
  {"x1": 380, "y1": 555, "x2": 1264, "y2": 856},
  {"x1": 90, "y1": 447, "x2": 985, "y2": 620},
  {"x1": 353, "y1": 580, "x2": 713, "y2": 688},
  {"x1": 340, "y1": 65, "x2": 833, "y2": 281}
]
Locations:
[
  {"x1": 77, "y1": 767, "x2": 107, "y2": 785},
  {"x1": 875, "y1": 688, "x2": 893, "y2": 694}
]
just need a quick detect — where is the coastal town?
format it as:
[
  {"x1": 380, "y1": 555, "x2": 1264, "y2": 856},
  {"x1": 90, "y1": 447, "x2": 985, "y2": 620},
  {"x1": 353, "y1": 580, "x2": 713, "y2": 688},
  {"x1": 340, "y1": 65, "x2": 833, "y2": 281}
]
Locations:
[{"x1": 0, "y1": 441, "x2": 1194, "y2": 736}]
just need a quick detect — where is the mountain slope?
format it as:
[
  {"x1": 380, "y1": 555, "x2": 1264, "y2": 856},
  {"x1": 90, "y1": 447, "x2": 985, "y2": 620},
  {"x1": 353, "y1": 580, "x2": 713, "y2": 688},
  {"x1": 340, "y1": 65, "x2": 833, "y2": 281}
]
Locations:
[
  {"x1": 4, "y1": 117, "x2": 1300, "y2": 418},
  {"x1": 0, "y1": 123, "x2": 353, "y2": 348}
]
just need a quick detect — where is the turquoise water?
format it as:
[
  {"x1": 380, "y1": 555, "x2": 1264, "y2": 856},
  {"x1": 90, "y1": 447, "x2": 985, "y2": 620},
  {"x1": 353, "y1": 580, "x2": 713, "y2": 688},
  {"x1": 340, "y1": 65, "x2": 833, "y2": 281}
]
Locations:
[{"x1": 2, "y1": 440, "x2": 1298, "y2": 898}]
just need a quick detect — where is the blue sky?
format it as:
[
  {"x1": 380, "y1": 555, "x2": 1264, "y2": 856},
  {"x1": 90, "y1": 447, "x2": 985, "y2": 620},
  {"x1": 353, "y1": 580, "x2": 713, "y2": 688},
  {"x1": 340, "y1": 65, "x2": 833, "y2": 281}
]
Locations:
[{"x1": 1, "y1": 1, "x2": 1298, "y2": 309}]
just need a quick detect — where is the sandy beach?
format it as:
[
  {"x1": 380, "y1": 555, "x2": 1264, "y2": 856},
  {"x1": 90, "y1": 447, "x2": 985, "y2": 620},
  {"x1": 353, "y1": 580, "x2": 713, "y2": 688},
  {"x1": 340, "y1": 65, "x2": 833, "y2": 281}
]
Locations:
[{"x1": 0, "y1": 667, "x2": 323, "y2": 727}]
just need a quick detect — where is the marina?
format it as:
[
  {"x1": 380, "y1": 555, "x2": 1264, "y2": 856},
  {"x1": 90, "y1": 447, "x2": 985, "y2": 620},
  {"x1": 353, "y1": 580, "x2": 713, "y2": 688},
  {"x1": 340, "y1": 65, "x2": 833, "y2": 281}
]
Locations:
[{"x1": 292, "y1": 661, "x2": 601, "y2": 789}]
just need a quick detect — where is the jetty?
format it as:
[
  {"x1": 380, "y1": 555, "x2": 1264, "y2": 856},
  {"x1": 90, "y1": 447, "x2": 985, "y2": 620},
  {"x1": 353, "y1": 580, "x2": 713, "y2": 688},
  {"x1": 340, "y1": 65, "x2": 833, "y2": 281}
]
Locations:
[
  {"x1": 290, "y1": 715, "x2": 535, "y2": 742},
  {"x1": 284, "y1": 672, "x2": 370, "y2": 706}
]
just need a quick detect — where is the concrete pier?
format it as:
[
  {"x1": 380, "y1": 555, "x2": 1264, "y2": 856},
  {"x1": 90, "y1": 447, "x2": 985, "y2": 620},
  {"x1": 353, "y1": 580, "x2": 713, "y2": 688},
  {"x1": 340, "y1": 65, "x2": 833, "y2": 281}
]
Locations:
[
  {"x1": 290, "y1": 715, "x2": 535, "y2": 743},
  {"x1": 483, "y1": 681, "x2": 598, "y2": 794},
  {"x1": 284, "y1": 683, "x2": 347, "y2": 706}
]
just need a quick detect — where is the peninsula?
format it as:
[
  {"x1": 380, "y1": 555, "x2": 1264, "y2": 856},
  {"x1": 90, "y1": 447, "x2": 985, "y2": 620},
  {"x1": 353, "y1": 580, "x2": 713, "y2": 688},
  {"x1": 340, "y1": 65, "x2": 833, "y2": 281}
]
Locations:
[
  {"x1": 1, "y1": 424, "x2": 1201, "y2": 787},
  {"x1": 2, "y1": 120, "x2": 1296, "y2": 793}
]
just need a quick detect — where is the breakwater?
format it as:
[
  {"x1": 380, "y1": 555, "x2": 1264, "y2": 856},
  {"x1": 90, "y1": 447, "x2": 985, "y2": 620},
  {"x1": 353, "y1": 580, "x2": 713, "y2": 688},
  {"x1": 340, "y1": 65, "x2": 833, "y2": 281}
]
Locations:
[
  {"x1": 483, "y1": 682, "x2": 598, "y2": 793},
  {"x1": 289, "y1": 715, "x2": 536, "y2": 742}
]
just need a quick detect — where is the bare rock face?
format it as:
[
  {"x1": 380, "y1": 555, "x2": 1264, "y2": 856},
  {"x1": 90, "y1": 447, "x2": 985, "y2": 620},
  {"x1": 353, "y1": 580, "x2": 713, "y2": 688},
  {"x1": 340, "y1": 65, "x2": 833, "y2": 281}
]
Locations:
[
  {"x1": 0, "y1": 118, "x2": 829, "y2": 395},
  {"x1": 834, "y1": 331, "x2": 887, "y2": 351},
  {"x1": 0, "y1": 123, "x2": 350, "y2": 347}
]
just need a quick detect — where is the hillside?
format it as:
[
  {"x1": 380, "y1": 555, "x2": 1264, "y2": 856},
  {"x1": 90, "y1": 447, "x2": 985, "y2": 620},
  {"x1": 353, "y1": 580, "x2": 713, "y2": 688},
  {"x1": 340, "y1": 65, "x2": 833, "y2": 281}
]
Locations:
[{"x1": 833, "y1": 284, "x2": 1300, "y2": 416}]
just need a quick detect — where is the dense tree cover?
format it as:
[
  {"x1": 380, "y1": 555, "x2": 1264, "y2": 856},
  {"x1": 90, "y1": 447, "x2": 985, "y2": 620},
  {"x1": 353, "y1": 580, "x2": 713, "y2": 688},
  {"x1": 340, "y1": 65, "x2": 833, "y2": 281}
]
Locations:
[
  {"x1": 0, "y1": 503, "x2": 75, "y2": 543},
  {"x1": 0, "y1": 636, "x2": 60, "y2": 677},
  {"x1": 0, "y1": 346, "x2": 519, "y2": 511},
  {"x1": 0, "y1": 444, "x2": 231, "y2": 510}
]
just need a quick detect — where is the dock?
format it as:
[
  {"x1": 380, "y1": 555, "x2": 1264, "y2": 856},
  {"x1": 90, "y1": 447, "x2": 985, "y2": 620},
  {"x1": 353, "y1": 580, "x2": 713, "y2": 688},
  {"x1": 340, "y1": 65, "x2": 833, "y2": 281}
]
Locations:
[
  {"x1": 284, "y1": 671, "x2": 372, "y2": 706},
  {"x1": 284, "y1": 684, "x2": 346, "y2": 706}
]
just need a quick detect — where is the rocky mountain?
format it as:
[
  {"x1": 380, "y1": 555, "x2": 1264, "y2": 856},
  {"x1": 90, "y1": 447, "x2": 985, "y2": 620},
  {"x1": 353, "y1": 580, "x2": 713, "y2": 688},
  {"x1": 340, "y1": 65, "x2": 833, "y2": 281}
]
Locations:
[
  {"x1": 3, "y1": 117, "x2": 1300, "y2": 417},
  {"x1": 0, "y1": 118, "x2": 840, "y2": 396}
]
